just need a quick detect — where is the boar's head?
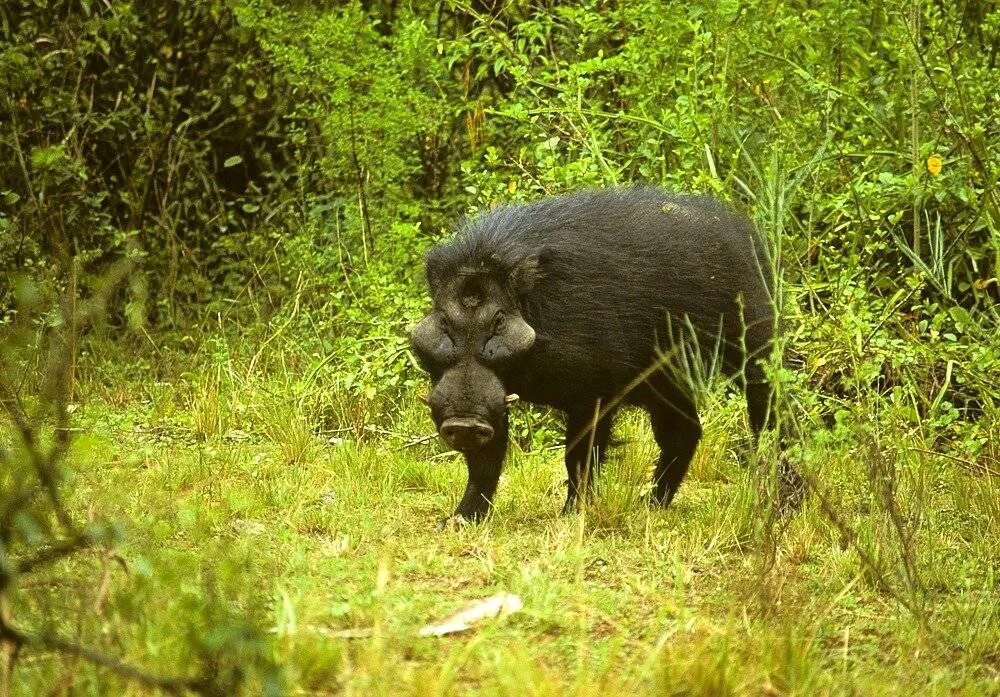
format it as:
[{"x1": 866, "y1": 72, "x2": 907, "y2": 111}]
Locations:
[{"x1": 410, "y1": 254, "x2": 540, "y2": 452}]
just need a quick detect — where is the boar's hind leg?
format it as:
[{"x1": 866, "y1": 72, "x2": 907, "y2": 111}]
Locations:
[
  {"x1": 452, "y1": 415, "x2": 508, "y2": 523},
  {"x1": 745, "y1": 380, "x2": 776, "y2": 437},
  {"x1": 744, "y1": 369, "x2": 806, "y2": 511},
  {"x1": 648, "y1": 390, "x2": 702, "y2": 507},
  {"x1": 562, "y1": 404, "x2": 616, "y2": 513}
]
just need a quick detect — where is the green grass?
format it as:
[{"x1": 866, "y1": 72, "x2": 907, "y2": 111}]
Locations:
[{"x1": 7, "y1": 346, "x2": 998, "y2": 696}]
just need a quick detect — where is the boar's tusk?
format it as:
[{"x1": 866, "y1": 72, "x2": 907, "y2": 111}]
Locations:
[
  {"x1": 419, "y1": 393, "x2": 430, "y2": 405},
  {"x1": 504, "y1": 393, "x2": 520, "y2": 407}
]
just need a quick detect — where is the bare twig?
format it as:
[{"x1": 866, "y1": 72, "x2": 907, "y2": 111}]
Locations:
[
  {"x1": 0, "y1": 617, "x2": 200, "y2": 695},
  {"x1": 801, "y1": 470, "x2": 923, "y2": 620},
  {"x1": 0, "y1": 377, "x2": 77, "y2": 532},
  {"x1": 401, "y1": 433, "x2": 439, "y2": 449},
  {"x1": 908, "y1": 447, "x2": 1000, "y2": 478},
  {"x1": 0, "y1": 257, "x2": 229, "y2": 694},
  {"x1": 15, "y1": 526, "x2": 106, "y2": 576}
]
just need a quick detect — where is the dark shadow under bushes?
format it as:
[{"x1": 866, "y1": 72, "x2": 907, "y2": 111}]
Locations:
[{"x1": 0, "y1": 0, "x2": 301, "y2": 326}]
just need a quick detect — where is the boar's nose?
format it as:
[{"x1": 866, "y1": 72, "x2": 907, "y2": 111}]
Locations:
[{"x1": 440, "y1": 417, "x2": 495, "y2": 451}]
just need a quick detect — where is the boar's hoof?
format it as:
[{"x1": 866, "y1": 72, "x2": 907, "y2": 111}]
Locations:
[
  {"x1": 560, "y1": 492, "x2": 594, "y2": 515},
  {"x1": 440, "y1": 417, "x2": 494, "y2": 451},
  {"x1": 641, "y1": 491, "x2": 675, "y2": 510},
  {"x1": 436, "y1": 514, "x2": 475, "y2": 532},
  {"x1": 776, "y1": 459, "x2": 806, "y2": 514}
]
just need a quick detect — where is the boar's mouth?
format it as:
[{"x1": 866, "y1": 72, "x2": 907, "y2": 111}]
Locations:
[
  {"x1": 437, "y1": 394, "x2": 520, "y2": 451},
  {"x1": 419, "y1": 393, "x2": 520, "y2": 453},
  {"x1": 439, "y1": 415, "x2": 495, "y2": 451}
]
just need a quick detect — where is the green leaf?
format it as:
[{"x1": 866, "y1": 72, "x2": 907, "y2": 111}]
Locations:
[{"x1": 949, "y1": 306, "x2": 971, "y2": 329}]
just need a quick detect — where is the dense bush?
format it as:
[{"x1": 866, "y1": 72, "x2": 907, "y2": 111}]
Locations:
[
  {"x1": 0, "y1": 0, "x2": 299, "y2": 323},
  {"x1": 246, "y1": 0, "x2": 1000, "y2": 435},
  {"x1": 3, "y1": 1, "x2": 997, "y2": 429},
  {"x1": 2, "y1": 1, "x2": 999, "y2": 692}
]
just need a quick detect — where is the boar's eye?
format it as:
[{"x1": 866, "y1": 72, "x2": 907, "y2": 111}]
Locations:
[
  {"x1": 482, "y1": 335, "x2": 512, "y2": 364},
  {"x1": 438, "y1": 316, "x2": 454, "y2": 338},
  {"x1": 481, "y1": 312, "x2": 535, "y2": 366}
]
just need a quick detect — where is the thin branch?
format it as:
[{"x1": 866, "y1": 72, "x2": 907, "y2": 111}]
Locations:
[
  {"x1": 15, "y1": 528, "x2": 103, "y2": 576},
  {"x1": 1, "y1": 620, "x2": 202, "y2": 695},
  {"x1": 800, "y1": 469, "x2": 922, "y2": 619},
  {"x1": 0, "y1": 377, "x2": 76, "y2": 533}
]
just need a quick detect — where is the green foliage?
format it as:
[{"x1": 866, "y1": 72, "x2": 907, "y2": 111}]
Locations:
[
  {"x1": 0, "y1": 279, "x2": 282, "y2": 694},
  {"x1": 4, "y1": 0, "x2": 997, "y2": 421},
  {"x1": 222, "y1": 0, "x2": 1000, "y2": 438},
  {"x1": 2, "y1": 0, "x2": 1000, "y2": 692}
]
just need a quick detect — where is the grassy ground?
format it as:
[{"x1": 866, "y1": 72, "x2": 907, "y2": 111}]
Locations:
[{"x1": 7, "y1": 340, "x2": 1000, "y2": 696}]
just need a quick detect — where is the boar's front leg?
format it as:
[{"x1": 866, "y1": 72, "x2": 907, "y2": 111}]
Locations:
[{"x1": 450, "y1": 414, "x2": 509, "y2": 523}]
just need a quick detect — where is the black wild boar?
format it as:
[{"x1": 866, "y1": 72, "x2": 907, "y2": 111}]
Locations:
[{"x1": 411, "y1": 186, "x2": 781, "y2": 524}]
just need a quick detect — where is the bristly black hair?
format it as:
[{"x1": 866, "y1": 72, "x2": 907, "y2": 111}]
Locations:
[
  {"x1": 425, "y1": 186, "x2": 680, "y2": 294},
  {"x1": 424, "y1": 202, "x2": 540, "y2": 294}
]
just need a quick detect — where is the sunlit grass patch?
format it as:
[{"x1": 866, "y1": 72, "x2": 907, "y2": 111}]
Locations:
[
  {"x1": 9, "y1": 347, "x2": 995, "y2": 696},
  {"x1": 584, "y1": 449, "x2": 653, "y2": 536},
  {"x1": 255, "y1": 397, "x2": 318, "y2": 467},
  {"x1": 189, "y1": 367, "x2": 231, "y2": 440}
]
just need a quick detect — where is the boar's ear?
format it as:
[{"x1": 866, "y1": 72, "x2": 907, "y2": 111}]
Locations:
[
  {"x1": 410, "y1": 312, "x2": 454, "y2": 363},
  {"x1": 508, "y1": 248, "x2": 548, "y2": 295},
  {"x1": 424, "y1": 247, "x2": 448, "y2": 294}
]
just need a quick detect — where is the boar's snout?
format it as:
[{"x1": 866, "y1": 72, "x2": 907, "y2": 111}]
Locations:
[
  {"x1": 426, "y1": 359, "x2": 507, "y2": 452},
  {"x1": 440, "y1": 416, "x2": 495, "y2": 451}
]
